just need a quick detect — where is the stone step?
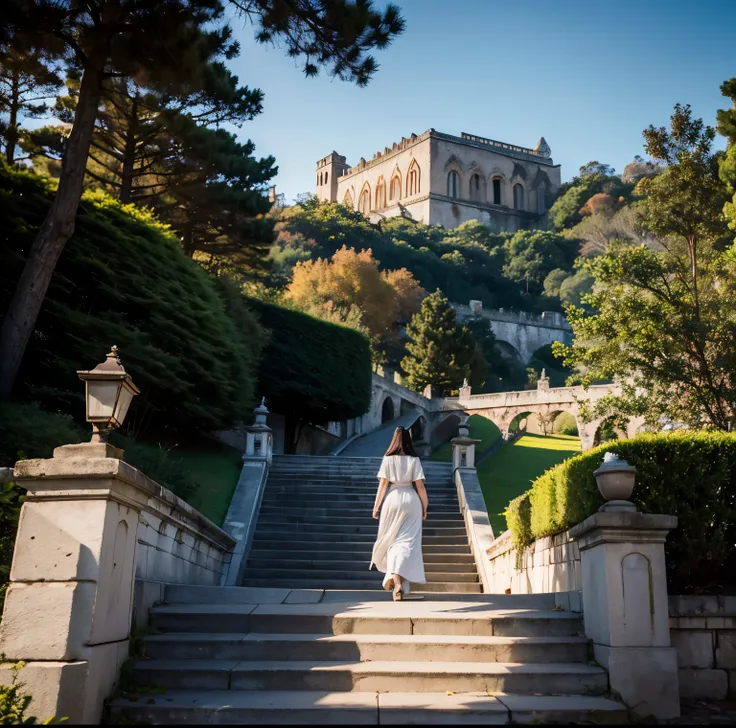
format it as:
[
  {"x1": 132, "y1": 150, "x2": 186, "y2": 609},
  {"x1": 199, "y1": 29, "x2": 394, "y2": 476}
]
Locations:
[
  {"x1": 254, "y1": 524, "x2": 468, "y2": 537},
  {"x1": 241, "y1": 579, "x2": 482, "y2": 592},
  {"x1": 263, "y1": 486, "x2": 456, "y2": 497},
  {"x1": 248, "y1": 549, "x2": 476, "y2": 564},
  {"x1": 109, "y1": 690, "x2": 628, "y2": 726},
  {"x1": 241, "y1": 569, "x2": 479, "y2": 583},
  {"x1": 261, "y1": 494, "x2": 460, "y2": 505},
  {"x1": 142, "y1": 632, "x2": 591, "y2": 663},
  {"x1": 257, "y1": 506, "x2": 465, "y2": 518},
  {"x1": 249, "y1": 540, "x2": 472, "y2": 555},
  {"x1": 256, "y1": 515, "x2": 465, "y2": 527},
  {"x1": 244, "y1": 559, "x2": 477, "y2": 574},
  {"x1": 132, "y1": 659, "x2": 607, "y2": 694},
  {"x1": 148, "y1": 604, "x2": 582, "y2": 636},
  {"x1": 250, "y1": 533, "x2": 469, "y2": 546},
  {"x1": 254, "y1": 526, "x2": 467, "y2": 548}
]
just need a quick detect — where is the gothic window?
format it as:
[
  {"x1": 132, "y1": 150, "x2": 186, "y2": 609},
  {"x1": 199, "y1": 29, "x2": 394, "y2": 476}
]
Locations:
[
  {"x1": 343, "y1": 190, "x2": 353, "y2": 208},
  {"x1": 493, "y1": 178, "x2": 502, "y2": 205},
  {"x1": 513, "y1": 183, "x2": 524, "y2": 210},
  {"x1": 470, "y1": 173, "x2": 485, "y2": 202},
  {"x1": 448, "y1": 171, "x2": 459, "y2": 198},
  {"x1": 536, "y1": 187, "x2": 546, "y2": 213},
  {"x1": 318, "y1": 173, "x2": 322, "y2": 185},
  {"x1": 406, "y1": 160, "x2": 420, "y2": 196},
  {"x1": 325, "y1": 172, "x2": 328, "y2": 184},
  {"x1": 358, "y1": 185, "x2": 371, "y2": 215},
  {"x1": 390, "y1": 174, "x2": 402, "y2": 201},
  {"x1": 375, "y1": 178, "x2": 387, "y2": 209}
]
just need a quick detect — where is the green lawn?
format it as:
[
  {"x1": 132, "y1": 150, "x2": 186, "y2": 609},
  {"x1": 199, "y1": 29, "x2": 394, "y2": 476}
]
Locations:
[
  {"x1": 429, "y1": 415, "x2": 501, "y2": 461},
  {"x1": 177, "y1": 445, "x2": 244, "y2": 526},
  {"x1": 478, "y1": 433, "x2": 581, "y2": 536}
]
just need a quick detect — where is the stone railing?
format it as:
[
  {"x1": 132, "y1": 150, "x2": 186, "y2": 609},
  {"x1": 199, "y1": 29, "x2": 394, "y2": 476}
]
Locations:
[
  {"x1": 482, "y1": 511, "x2": 680, "y2": 719},
  {"x1": 0, "y1": 441, "x2": 236, "y2": 724}
]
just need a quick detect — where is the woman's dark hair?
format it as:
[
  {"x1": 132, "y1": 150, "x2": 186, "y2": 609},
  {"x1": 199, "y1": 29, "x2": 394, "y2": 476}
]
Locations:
[{"x1": 384, "y1": 426, "x2": 418, "y2": 457}]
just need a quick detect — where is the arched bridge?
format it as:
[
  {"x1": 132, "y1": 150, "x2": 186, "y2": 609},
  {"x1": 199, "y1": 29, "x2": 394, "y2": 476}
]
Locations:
[{"x1": 368, "y1": 370, "x2": 640, "y2": 452}]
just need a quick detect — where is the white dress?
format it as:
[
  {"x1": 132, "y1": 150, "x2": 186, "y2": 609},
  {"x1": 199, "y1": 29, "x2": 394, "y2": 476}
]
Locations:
[{"x1": 370, "y1": 455, "x2": 426, "y2": 593}]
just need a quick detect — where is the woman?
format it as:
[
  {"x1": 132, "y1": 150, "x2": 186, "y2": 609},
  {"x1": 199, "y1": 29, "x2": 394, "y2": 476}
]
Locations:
[{"x1": 370, "y1": 426, "x2": 429, "y2": 601}]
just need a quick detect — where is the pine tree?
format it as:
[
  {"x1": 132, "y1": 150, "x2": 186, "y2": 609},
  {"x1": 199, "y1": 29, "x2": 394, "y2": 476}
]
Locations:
[
  {"x1": 0, "y1": 44, "x2": 61, "y2": 164},
  {"x1": 0, "y1": 0, "x2": 405, "y2": 399},
  {"x1": 401, "y1": 291, "x2": 475, "y2": 396}
]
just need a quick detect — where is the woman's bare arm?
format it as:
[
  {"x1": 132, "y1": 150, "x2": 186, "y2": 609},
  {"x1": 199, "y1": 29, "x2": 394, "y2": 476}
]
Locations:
[
  {"x1": 373, "y1": 478, "x2": 389, "y2": 519},
  {"x1": 414, "y1": 479, "x2": 428, "y2": 520}
]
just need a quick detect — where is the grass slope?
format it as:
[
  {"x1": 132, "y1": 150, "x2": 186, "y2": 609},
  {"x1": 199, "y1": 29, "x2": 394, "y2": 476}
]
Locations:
[
  {"x1": 429, "y1": 415, "x2": 501, "y2": 462},
  {"x1": 478, "y1": 433, "x2": 581, "y2": 536}
]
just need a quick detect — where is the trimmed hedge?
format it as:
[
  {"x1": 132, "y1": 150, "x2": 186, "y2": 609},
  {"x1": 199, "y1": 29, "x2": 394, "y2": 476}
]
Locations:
[
  {"x1": 248, "y1": 297, "x2": 372, "y2": 425},
  {"x1": 506, "y1": 432, "x2": 736, "y2": 594},
  {"x1": 0, "y1": 162, "x2": 262, "y2": 435}
]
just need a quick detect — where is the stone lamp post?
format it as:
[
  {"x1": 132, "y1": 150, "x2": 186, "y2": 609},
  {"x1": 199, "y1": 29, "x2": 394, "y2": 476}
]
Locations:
[
  {"x1": 76, "y1": 345, "x2": 139, "y2": 458},
  {"x1": 594, "y1": 452, "x2": 637, "y2": 512},
  {"x1": 244, "y1": 398, "x2": 273, "y2": 462}
]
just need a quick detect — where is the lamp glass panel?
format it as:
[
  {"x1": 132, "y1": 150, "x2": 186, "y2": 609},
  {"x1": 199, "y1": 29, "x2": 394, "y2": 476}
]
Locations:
[
  {"x1": 114, "y1": 385, "x2": 135, "y2": 426},
  {"x1": 87, "y1": 380, "x2": 120, "y2": 420}
]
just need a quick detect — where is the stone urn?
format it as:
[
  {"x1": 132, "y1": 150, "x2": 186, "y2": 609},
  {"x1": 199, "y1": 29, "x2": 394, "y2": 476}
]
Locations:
[{"x1": 594, "y1": 452, "x2": 637, "y2": 512}]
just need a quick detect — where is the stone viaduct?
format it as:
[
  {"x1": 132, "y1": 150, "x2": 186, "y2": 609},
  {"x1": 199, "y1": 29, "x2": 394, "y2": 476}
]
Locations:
[
  {"x1": 452, "y1": 300, "x2": 572, "y2": 364},
  {"x1": 367, "y1": 370, "x2": 641, "y2": 452}
]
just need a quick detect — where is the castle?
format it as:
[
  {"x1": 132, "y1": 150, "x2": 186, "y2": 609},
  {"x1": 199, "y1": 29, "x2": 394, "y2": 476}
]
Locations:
[{"x1": 315, "y1": 129, "x2": 561, "y2": 231}]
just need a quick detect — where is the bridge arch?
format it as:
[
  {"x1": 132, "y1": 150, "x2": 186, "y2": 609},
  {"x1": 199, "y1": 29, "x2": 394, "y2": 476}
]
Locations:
[
  {"x1": 495, "y1": 340, "x2": 524, "y2": 365},
  {"x1": 381, "y1": 396, "x2": 395, "y2": 423}
]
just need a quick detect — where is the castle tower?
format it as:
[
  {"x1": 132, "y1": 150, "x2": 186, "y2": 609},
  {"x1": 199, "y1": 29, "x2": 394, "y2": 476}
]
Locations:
[{"x1": 315, "y1": 152, "x2": 349, "y2": 202}]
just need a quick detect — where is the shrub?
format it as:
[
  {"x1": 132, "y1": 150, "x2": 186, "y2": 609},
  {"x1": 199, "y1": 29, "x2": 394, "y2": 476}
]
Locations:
[
  {"x1": 507, "y1": 432, "x2": 736, "y2": 594},
  {"x1": 247, "y1": 297, "x2": 372, "y2": 450},
  {"x1": 0, "y1": 662, "x2": 58, "y2": 724},
  {"x1": 0, "y1": 162, "x2": 263, "y2": 436},
  {"x1": 553, "y1": 412, "x2": 578, "y2": 436}
]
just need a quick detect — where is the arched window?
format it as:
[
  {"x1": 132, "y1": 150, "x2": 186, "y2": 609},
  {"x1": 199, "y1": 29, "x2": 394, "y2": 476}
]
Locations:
[
  {"x1": 470, "y1": 173, "x2": 485, "y2": 202},
  {"x1": 390, "y1": 174, "x2": 402, "y2": 201},
  {"x1": 406, "y1": 161, "x2": 420, "y2": 197},
  {"x1": 343, "y1": 190, "x2": 354, "y2": 208},
  {"x1": 536, "y1": 187, "x2": 546, "y2": 213},
  {"x1": 358, "y1": 185, "x2": 371, "y2": 215},
  {"x1": 324, "y1": 172, "x2": 328, "y2": 184},
  {"x1": 447, "y1": 171, "x2": 459, "y2": 198},
  {"x1": 318, "y1": 173, "x2": 322, "y2": 186},
  {"x1": 513, "y1": 183, "x2": 524, "y2": 210},
  {"x1": 375, "y1": 177, "x2": 387, "y2": 209},
  {"x1": 492, "y1": 178, "x2": 502, "y2": 205}
]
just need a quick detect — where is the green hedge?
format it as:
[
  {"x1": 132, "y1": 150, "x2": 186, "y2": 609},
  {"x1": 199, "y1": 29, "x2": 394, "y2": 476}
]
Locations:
[
  {"x1": 506, "y1": 432, "x2": 736, "y2": 594},
  {"x1": 248, "y1": 298, "x2": 372, "y2": 426},
  {"x1": 0, "y1": 162, "x2": 262, "y2": 436}
]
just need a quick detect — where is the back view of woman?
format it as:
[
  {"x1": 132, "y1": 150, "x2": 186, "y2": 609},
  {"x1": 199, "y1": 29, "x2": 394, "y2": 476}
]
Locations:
[{"x1": 370, "y1": 426, "x2": 428, "y2": 600}]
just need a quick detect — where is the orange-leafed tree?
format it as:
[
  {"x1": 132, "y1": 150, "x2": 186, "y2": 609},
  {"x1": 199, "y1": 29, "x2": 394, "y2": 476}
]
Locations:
[{"x1": 287, "y1": 246, "x2": 425, "y2": 361}]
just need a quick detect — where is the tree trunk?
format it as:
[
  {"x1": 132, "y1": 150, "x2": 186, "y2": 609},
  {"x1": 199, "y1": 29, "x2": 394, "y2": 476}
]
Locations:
[
  {"x1": 119, "y1": 96, "x2": 138, "y2": 203},
  {"x1": 5, "y1": 71, "x2": 19, "y2": 165},
  {"x1": 0, "y1": 64, "x2": 104, "y2": 399}
]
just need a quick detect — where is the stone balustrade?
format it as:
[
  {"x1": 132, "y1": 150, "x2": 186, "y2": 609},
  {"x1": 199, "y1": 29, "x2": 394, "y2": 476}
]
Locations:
[{"x1": 0, "y1": 441, "x2": 236, "y2": 724}]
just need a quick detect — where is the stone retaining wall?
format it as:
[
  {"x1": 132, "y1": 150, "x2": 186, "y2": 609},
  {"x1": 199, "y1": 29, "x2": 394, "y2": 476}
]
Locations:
[
  {"x1": 486, "y1": 528, "x2": 581, "y2": 594},
  {"x1": 133, "y1": 483, "x2": 235, "y2": 628},
  {"x1": 669, "y1": 595, "x2": 736, "y2": 700}
]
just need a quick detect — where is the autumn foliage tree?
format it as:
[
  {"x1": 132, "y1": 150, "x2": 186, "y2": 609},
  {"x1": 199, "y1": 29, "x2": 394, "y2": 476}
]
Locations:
[{"x1": 287, "y1": 246, "x2": 425, "y2": 360}]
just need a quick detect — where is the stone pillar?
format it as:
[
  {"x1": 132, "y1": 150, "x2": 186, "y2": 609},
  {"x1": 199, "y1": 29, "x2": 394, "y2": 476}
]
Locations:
[
  {"x1": 0, "y1": 443, "x2": 156, "y2": 724},
  {"x1": 243, "y1": 398, "x2": 273, "y2": 463},
  {"x1": 451, "y1": 434, "x2": 481, "y2": 470},
  {"x1": 569, "y1": 511, "x2": 680, "y2": 719},
  {"x1": 536, "y1": 368, "x2": 550, "y2": 391}
]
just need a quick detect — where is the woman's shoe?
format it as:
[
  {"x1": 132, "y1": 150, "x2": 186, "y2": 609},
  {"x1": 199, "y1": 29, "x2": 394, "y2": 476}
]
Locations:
[
  {"x1": 384, "y1": 577, "x2": 395, "y2": 593},
  {"x1": 392, "y1": 583, "x2": 403, "y2": 601}
]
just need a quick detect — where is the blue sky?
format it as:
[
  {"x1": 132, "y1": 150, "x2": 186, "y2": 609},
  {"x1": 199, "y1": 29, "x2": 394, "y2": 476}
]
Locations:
[{"x1": 228, "y1": 0, "x2": 736, "y2": 203}]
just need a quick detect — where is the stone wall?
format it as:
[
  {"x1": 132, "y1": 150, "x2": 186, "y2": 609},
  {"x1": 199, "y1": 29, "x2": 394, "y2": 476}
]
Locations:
[
  {"x1": 669, "y1": 595, "x2": 736, "y2": 700},
  {"x1": 486, "y1": 528, "x2": 581, "y2": 595},
  {"x1": 133, "y1": 483, "x2": 234, "y2": 628}
]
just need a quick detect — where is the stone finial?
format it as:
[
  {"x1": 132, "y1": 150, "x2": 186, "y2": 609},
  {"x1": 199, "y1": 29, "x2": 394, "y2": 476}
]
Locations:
[
  {"x1": 462, "y1": 378, "x2": 469, "y2": 388},
  {"x1": 534, "y1": 137, "x2": 552, "y2": 157}
]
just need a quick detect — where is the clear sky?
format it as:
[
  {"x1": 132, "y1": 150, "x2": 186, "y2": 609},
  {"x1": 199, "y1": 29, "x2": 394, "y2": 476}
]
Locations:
[{"x1": 228, "y1": 0, "x2": 736, "y2": 203}]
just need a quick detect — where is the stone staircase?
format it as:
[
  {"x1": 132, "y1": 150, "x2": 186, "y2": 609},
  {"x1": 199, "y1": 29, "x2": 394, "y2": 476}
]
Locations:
[
  {"x1": 243, "y1": 455, "x2": 481, "y2": 593},
  {"x1": 109, "y1": 586, "x2": 627, "y2": 724}
]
